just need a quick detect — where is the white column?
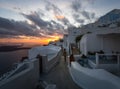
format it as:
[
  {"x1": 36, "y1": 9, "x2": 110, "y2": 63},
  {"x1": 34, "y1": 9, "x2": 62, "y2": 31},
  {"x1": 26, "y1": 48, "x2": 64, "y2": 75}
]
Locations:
[
  {"x1": 96, "y1": 53, "x2": 99, "y2": 66},
  {"x1": 117, "y1": 55, "x2": 119, "y2": 64},
  {"x1": 101, "y1": 36, "x2": 104, "y2": 50},
  {"x1": 117, "y1": 55, "x2": 120, "y2": 71}
]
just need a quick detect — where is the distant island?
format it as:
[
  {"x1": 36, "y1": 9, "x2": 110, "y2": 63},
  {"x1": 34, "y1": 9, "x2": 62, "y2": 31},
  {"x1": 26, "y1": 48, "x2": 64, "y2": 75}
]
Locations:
[{"x1": 0, "y1": 45, "x2": 31, "y2": 52}]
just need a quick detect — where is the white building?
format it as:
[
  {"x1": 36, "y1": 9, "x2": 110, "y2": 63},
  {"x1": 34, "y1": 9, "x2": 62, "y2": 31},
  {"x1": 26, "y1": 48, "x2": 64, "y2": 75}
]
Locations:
[
  {"x1": 63, "y1": 28, "x2": 83, "y2": 54},
  {"x1": 80, "y1": 28, "x2": 120, "y2": 55},
  {"x1": 63, "y1": 34, "x2": 68, "y2": 48},
  {"x1": 67, "y1": 28, "x2": 81, "y2": 44},
  {"x1": 69, "y1": 27, "x2": 120, "y2": 89}
]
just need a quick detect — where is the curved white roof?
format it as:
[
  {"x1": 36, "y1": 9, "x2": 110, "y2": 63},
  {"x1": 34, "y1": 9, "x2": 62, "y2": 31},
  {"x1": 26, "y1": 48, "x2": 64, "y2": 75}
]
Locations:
[{"x1": 28, "y1": 45, "x2": 61, "y2": 59}]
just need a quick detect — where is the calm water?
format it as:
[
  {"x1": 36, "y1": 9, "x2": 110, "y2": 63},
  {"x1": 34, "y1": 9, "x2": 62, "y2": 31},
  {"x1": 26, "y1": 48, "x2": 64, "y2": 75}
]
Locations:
[{"x1": 0, "y1": 49, "x2": 28, "y2": 75}]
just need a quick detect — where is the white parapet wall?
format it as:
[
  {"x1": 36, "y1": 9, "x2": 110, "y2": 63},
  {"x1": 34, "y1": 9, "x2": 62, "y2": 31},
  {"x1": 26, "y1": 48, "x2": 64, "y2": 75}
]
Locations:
[
  {"x1": 0, "y1": 58, "x2": 40, "y2": 89},
  {"x1": 42, "y1": 50, "x2": 62, "y2": 73},
  {"x1": 28, "y1": 45, "x2": 61, "y2": 60},
  {"x1": 28, "y1": 45, "x2": 62, "y2": 73},
  {"x1": 88, "y1": 53, "x2": 120, "y2": 72},
  {"x1": 69, "y1": 61, "x2": 120, "y2": 89}
]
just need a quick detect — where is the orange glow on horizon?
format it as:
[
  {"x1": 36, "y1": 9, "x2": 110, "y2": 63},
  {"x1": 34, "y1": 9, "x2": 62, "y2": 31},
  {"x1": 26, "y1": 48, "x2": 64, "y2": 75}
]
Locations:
[{"x1": 0, "y1": 35, "x2": 63, "y2": 46}]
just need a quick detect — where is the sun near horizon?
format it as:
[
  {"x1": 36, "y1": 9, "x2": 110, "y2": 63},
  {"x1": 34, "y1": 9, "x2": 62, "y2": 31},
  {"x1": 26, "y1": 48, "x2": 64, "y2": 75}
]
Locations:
[{"x1": 0, "y1": 34, "x2": 63, "y2": 46}]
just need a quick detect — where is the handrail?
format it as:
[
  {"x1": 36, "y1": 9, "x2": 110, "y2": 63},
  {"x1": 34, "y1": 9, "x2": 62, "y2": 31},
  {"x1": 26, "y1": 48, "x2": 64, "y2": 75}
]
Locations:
[
  {"x1": 96, "y1": 53, "x2": 120, "y2": 56},
  {"x1": 95, "y1": 53, "x2": 120, "y2": 68}
]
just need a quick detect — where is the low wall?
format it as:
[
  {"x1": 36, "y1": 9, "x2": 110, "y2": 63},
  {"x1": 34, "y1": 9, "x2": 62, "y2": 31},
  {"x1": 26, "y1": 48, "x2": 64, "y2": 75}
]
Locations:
[
  {"x1": 42, "y1": 49, "x2": 62, "y2": 73},
  {"x1": 88, "y1": 60, "x2": 120, "y2": 72},
  {"x1": 97, "y1": 64, "x2": 119, "y2": 72},
  {"x1": 0, "y1": 59, "x2": 39, "y2": 89},
  {"x1": 88, "y1": 60, "x2": 97, "y2": 68},
  {"x1": 69, "y1": 62, "x2": 120, "y2": 89}
]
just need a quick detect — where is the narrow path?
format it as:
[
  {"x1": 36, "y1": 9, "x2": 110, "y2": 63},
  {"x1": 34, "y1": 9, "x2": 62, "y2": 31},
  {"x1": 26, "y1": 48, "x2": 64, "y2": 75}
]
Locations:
[
  {"x1": 41, "y1": 56, "x2": 82, "y2": 89},
  {"x1": 72, "y1": 47, "x2": 80, "y2": 55}
]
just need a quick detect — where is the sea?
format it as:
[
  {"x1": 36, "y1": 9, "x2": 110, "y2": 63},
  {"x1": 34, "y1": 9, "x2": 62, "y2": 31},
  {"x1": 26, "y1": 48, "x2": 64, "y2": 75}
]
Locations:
[{"x1": 0, "y1": 49, "x2": 28, "y2": 76}]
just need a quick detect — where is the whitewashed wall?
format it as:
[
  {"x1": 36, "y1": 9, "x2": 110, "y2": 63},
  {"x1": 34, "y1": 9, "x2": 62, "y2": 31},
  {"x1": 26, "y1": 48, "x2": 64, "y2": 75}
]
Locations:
[
  {"x1": 42, "y1": 50, "x2": 62, "y2": 73},
  {"x1": 63, "y1": 34, "x2": 68, "y2": 48},
  {"x1": 69, "y1": 62, "x2": 120, "y2": 89},
  {"x1": 102, "y1": 35, "x2": 120, "y2": 53},
  {"x1": 80, "y1": 33, "x2": 120, "y2": 55},
  {"x1": 68, "y1": 29, "x2": 81, "y2": 44},
  {"x1": 0, "y1": 59, "x2": 39, "y2": 89}
]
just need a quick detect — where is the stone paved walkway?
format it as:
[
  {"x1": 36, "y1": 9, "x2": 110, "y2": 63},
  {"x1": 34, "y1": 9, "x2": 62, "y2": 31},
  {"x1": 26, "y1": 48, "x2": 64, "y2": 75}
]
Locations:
[{"x1": 40, "y1": 56, "x2": 82, "y2": 89}]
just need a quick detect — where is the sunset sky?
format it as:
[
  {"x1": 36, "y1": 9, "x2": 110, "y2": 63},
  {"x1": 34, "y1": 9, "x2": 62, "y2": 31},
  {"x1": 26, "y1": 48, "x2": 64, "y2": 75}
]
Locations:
[{"x1": 0, "y1": 0, "x2": 120, "y2": 45}]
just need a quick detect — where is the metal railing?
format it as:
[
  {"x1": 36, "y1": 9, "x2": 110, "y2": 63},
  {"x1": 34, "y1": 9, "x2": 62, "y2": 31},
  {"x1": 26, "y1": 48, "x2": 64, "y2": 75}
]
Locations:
[{"x1": 96, "y1": 53, "x2": 120, "y2": 64}]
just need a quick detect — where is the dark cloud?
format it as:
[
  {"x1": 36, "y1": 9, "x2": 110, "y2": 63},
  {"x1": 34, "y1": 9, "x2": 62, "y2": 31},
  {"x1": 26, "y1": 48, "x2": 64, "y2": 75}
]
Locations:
[
  {"x1": 51, "y1": 20, "x2": 64, "y2": 30},
  {"x1": 22, "y1": 11, "x2": 65, "y2": 30},
  {"x1": 44, "y1": 0, "x2": 72, "y2": 27},
  {"x1": 21, "y1": 11, "x2": 68, "y2": 37},
  {"x1": 37, "y1": 9, "x2": 45, "y2": 17},
  {"x1": 22, "y1": 12, "x2": 50, "y2": 29},
  {"x1": 45, "y1": 0, "x2": 62, "y2": 15},
  {"x1": 76, "y1": 19, "x2": 85, "y2": 24},
  {"x1": 81, "y1": 11, "x2": 90, "y2": 20},
  {"x1": 91, "y1": 13, "x2": 95, "y2": 19},
  {"x1": 81, "y1": 11, "x2": 96, "y2": 21},
  {"x1": 13, "y1": 7, "x2": 21, "y2": 11},
  {"x1": 71, "y1": 0, "x2": 96, "y2": 24},
  {"x1": 72, "y1": 13, "x2": 85, "y2": 24},
  {"x1": 0, "y1": 28, "x2": 20, "y2": 36},
  {"x1": 57, "y1": 17, "x2": 71, "y2": 26},
  {"x1": 86, "y1": 0, "x2": 95, "y2": 4},
  {"x1": 0, "y1": 17, "x2": 14, "y2": 29},
  {"x1": 71, "y1": 0, "x2": 82, "y2": 12},
  {"x1": 73, "y1": 14, "x2": 80, "y2": 18},
  {"x1": 0, "y1": 17, "x2": 41, "y2": 38}
]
